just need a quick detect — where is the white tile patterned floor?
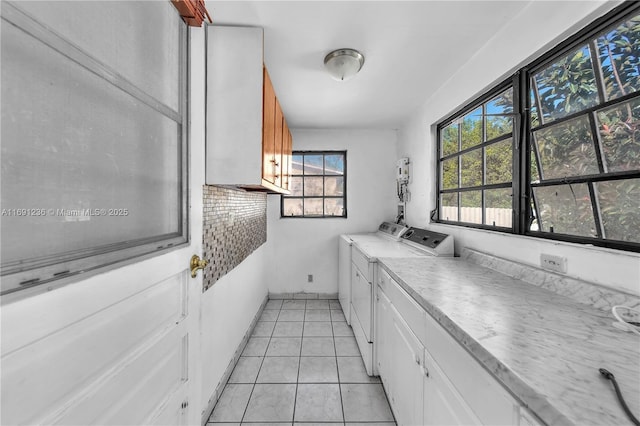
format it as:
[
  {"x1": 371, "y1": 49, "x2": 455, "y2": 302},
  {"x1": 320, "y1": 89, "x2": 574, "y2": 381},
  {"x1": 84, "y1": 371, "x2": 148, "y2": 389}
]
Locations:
[{"x1": 207, "y1": 299, "x2": 396, "y2": 425}]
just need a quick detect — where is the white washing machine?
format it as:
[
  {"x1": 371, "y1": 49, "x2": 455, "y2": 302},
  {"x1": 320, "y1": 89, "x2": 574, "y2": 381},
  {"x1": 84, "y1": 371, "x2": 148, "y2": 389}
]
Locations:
[
  {"x1": 339, "y1": 222, "x2": 454, "y2": 375},
  {"x1": 338, "y1": 222, "x2": 409, "y2": 325}
]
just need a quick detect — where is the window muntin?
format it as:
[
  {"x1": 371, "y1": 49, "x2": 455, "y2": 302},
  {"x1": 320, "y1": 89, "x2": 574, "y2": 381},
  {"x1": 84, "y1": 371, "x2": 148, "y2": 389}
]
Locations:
[
  {"x1": 281, "y1": 151, "x2": 346, "y2": 218},
  {"x1": 438, "y1": 86, "x2": 514, "y2": 229},
  {"x1": 436, "y1": 4, "x2": 640, "y2": 251}
]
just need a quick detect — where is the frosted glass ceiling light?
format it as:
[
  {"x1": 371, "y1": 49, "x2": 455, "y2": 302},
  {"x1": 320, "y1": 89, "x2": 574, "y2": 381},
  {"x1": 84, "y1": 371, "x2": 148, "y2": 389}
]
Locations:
[{"x1": 324, "y1": 48, "x2": 365, "y2": 81}]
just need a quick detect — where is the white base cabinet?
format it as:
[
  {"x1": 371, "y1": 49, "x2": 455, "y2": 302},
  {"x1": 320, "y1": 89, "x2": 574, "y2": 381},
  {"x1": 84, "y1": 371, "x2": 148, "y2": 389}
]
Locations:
[
  {"x1": 338, "y1": 235, "x2": 352, "y2": 324},
  {"x1": 375, "y1": 266, "x2": 536, "y2": 426},
  {"x1": 389, "y1": 301, "x2": 425, "y2": 426},
  {"x1": 423, "y1": 347, "x2": 481, "y2": 426}
]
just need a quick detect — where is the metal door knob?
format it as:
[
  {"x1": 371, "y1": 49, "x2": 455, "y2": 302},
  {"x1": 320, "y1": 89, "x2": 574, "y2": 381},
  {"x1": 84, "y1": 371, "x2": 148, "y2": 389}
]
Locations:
[{"x1": 190, "y1": 254, "x2": 209, "y2": 278}]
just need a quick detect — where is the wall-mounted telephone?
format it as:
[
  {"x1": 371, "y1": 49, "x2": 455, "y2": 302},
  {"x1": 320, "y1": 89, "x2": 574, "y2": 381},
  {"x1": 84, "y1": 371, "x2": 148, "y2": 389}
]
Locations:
[
  {"x1": 396, "y1": 157, "x2": 410, "y2": 209},
  {"x1": 397, "y1": 157, "x2": 410, "y2": 183}
]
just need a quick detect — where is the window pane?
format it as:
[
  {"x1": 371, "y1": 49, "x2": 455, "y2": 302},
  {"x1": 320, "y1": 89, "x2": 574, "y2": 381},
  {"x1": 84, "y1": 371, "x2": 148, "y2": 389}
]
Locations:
[
  {"x1": 325, "y1": 155, "x2": 344, "y2": 175},
  {"x1": 530, "y1": 89, "x2": 540, "y2": 128},
  {"x1": 17, "y1": 1, "x2": 182, "y2": 111},
  {"x1": 533, "y1": 45, "x2": 598, "y2": 124},
  {"x1": 460, "y1": 149, "x2": 482, "y2": 187},
  {"x1": 1, "y1": 22, "x2": 181, "y2": 266},
  {"x1": 460, "y1": 191, "x2": 482, "y2": 224},
  {"x1": 291, "y1": 155, "x2": 304, "y2": 174},
  {"x1": 461, "y1": 107, "x2": 483, "y2": 149},
  {"x1": 485, "y1": 139, "x2": 512, "y2": 184},
  {"x1": 486, "y1": 88, "x2": 513, "y2": 140},
  {"x1": 485, "y1": 188, "x2": 512, "y2": 227},
  {"x1": 282, "y1": 151, "x2": 346, "y2": 219},
  {"x1": 440, "y1": 193, "x2": 458, "y2": 221},
  {"x1": 324, "y1": 198, "x2": 344, "y2": 216},
  {"x1": 533, "y1": 184, "x2": 596, "y2": 237},
  {"x1": 596, "y1": 13, "x2": 640, "y2": 101},
  {"x1": 283, "y1": 198, "x2": 303, "y2": 216},
  {"x1": 596, "y1": 179, "x2": 640, "y2": 242},
  {"x1": 531, "y1": 147, "x2": 541, "y2": 183},
  {"x1": 289, "y1": 176, "x2": 303, "y2": 196},
  {"x1": 441, "y1": 157, "x2": 459, "y2": 190},
  {"x1": 325, "y1": 176, "x2": 344, "y2": 196},
  {"x1": 303, "y1": 198, "x2": 323, "y2": 216},
  {"x1": 304, "y1": 176, "x2": 323, "y2": 196},
  {"x1": 441, "y1": 123, "x2": 459, "y2": 157},
  {"x1": 596, "y1": 98, "x2": 640, "y2": 172},
  {"x1": 304, "y1": 155, "x2": 323, "y2": 175},
  {"x1": 533, "y1": 115, "x2": 599, "y2": 179},
  {"x1": 529, "y1": 200, "x2": 540, "y2": 231}
]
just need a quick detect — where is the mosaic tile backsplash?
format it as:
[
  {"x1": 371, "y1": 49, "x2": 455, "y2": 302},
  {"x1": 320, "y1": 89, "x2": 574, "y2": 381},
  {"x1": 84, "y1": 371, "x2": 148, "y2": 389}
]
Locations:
[{"x1": 202, "y1": 185, "x2": 267, "y2": 291}]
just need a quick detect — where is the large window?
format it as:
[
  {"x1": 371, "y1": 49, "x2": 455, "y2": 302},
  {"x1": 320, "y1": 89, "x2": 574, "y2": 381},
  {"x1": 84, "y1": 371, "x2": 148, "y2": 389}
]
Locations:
[
  {"x1": 0, "y1": 1, "x2": 188, "y2": 295},
  {"x1": 437, "y1": 3, "x2": 640, "y2": 252},
  {"x1": 281, "y1": 151, "x2": 347, "y2": 218}
]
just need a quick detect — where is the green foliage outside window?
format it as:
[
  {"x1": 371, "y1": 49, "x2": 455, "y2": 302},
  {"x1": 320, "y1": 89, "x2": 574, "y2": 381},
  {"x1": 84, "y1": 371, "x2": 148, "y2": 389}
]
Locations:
[{"x1": 438, "y1": 7, "x2": 640, "y2": 249}]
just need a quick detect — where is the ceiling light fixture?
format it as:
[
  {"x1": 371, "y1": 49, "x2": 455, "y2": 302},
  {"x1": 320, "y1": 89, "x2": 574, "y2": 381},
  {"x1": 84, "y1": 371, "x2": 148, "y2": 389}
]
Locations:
[{"x1": 324, "y1": 48, "x2": 365, "y2": 81}]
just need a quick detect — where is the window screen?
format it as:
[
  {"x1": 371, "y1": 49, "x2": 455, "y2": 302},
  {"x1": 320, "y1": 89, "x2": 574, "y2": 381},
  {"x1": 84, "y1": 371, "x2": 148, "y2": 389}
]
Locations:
[{"x1": 0, "y1": 1, "x2": 188, "y2": 294}]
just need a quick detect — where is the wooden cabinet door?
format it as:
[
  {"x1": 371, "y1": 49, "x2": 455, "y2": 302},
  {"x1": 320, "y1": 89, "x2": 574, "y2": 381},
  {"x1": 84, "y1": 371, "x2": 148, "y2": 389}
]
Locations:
[
  {"x1": 281, "y1": 119, "x2": 291, "y2": 191},
  {"x1": 287, "y1": 130, "x2": 292, "y2": 189},
  {"x1": 274, "y1": 99, "x2": 284, "y2": 187},
  {"x1": 262, "y1": 67, "x2": 276, "y2": 184}
]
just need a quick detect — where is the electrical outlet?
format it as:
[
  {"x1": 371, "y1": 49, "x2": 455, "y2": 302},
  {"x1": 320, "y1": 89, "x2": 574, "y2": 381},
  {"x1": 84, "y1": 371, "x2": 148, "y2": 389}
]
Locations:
[
  {"x1": 307, "y1": 274, "x2": 313, "y2": 283},
  {"x1": 540, "y1": 254, "x2": 567, "y2": 274}
]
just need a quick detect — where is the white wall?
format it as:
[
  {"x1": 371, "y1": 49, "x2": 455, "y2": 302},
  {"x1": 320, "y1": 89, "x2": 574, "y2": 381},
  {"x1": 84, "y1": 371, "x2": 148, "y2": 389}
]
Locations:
[
  {"x1": 398, "y1": 0, "x2": 640, "y2": 295},
  {"x1": 195, "y1": 27, "x2": 268, "y2": 420},
  {"x1": 200, "y1": 245, "x2": 267, "y2": 417},
  {"x1": 266, "y1": 129, "x2": 398, "y2": 294}
]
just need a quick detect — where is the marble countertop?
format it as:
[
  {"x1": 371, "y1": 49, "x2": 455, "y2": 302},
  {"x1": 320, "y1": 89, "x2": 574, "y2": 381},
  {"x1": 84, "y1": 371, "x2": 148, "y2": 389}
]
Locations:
[{"x1": 378, "y1": 256, "x2": 640, "y2": 426}]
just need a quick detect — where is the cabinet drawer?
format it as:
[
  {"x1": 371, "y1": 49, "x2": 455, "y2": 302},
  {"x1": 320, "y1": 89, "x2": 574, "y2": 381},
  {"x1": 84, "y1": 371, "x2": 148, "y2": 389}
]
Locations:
[
  {"x1": 424, "y1": 312, "x2": 518, "y2": 425},
  {"x1": 352, "y1": 246, "x2": 373, "y2": 283},
  {"x1": 378, "y1": 267, "x2": 427, "y2": 347}
]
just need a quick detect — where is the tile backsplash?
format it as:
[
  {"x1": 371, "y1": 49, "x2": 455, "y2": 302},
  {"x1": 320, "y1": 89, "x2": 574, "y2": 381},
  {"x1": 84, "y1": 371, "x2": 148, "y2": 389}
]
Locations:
[{"x1": 202, "y1": 185, "x2": 267, "y2": 291}]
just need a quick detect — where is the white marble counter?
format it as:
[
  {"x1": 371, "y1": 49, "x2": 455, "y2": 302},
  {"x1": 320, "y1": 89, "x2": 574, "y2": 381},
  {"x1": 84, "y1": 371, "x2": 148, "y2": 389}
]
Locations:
[{"x1": 378, "y1": 256, "x2": 640, "y2": 426}]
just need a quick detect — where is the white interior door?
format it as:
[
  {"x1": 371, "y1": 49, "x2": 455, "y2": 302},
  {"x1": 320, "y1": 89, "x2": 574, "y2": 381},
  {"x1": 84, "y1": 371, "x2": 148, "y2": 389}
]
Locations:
[{"x1": 0, "y1": 16, "x2": 206, "y2": 426}]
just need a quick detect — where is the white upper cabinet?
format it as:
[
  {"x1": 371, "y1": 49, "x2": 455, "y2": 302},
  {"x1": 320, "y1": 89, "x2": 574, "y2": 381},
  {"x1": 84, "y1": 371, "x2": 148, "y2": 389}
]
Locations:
[{"x1": 205, "y1": 25, "x2": 292, "y2": 193}]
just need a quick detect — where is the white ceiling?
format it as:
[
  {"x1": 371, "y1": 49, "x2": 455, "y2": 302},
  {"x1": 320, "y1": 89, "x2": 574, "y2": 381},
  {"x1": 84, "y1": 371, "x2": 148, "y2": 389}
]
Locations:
[{"x1": 205, "y1": 1, "x2": 532, "y2": 129}]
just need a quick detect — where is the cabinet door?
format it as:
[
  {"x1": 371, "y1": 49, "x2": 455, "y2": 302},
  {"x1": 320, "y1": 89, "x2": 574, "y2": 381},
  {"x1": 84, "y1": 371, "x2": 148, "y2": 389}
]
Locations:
[
  {"x1": 262, "y1": 67, "x2": 276, "y2": 184},
  {"x1": 375, "y1": 287, "x2": 392, "y2": 383},
  {"x1": 274, "y1": 99, "x2": 284, "y2": 187},
  {"x1": 389, "y1": 303, "x2": 424, "y2": 426},
  {"x1": 281, "y1": 120, "x2": 292, "y2": 190},
  {"x1": 423, "y1": 348, "x2": 481, "y2": 426}
]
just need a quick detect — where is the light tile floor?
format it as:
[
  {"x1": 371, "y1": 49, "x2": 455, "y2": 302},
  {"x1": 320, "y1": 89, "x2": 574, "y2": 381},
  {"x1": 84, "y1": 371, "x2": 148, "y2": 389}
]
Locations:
[{"x1": 207, "y1": 299, "x2": 396, "y2": 426}]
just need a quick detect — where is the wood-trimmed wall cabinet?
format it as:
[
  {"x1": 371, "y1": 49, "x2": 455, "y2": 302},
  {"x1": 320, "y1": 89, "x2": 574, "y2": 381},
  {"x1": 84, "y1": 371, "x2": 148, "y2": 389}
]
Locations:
[{"x1": 206, "y1": 25, "x2": 292, "y2": 194}]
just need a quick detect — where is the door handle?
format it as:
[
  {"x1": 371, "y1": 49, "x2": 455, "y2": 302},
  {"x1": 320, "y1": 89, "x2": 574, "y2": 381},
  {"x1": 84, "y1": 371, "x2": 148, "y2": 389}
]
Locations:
[{"x1": 190, "y1": 254, "x2": 209, "y2": 278}]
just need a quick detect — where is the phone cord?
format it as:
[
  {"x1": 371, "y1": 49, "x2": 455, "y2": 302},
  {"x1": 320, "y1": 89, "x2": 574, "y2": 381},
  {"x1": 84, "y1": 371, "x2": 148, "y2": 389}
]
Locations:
[{"x1": 599, "y1": 368, "x2": 640, "y2": 425}]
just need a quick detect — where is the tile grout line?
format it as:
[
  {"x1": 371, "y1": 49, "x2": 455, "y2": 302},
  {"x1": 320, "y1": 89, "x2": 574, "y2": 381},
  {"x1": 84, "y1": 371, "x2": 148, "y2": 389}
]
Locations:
[
  {"x1": 213, "y1": 299, "x2": 392, "y2": 425},
  {"x1": 239, "y1": 301, "x2": 279, "y2": 424},
  {"x1": 333, "y1": 301, "x2": 347, "y2": 425},
  {"x1": 291, "y1": 299, "x2": 306, "y2": 424}
]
